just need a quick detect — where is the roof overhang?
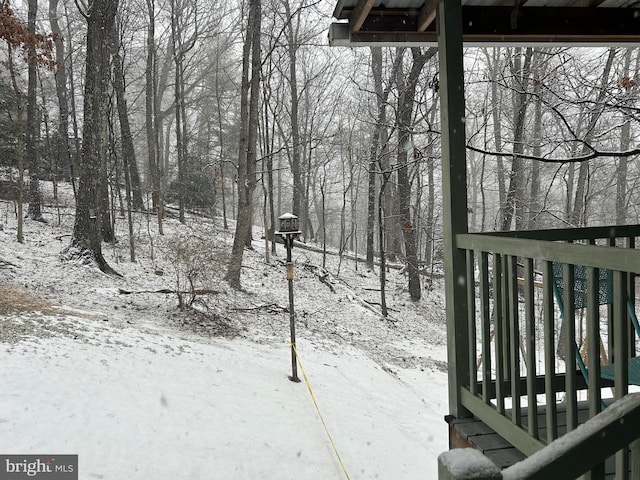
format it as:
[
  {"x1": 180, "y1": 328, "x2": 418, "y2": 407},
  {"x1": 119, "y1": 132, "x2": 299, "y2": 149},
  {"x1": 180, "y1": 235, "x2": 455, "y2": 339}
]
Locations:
[{"x1": 330, "y1": 1, "x2": 640, "y2": 47}]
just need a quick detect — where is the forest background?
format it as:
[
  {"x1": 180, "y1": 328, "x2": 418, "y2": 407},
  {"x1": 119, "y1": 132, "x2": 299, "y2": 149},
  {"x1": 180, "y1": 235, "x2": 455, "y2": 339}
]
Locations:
[{"x1": 1, "y1": 0, "x2": 639, "y2": 300}]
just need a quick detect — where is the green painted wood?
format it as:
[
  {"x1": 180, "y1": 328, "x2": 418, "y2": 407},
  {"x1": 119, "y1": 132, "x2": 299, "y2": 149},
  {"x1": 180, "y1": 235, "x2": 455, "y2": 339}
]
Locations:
[
  {"x1": 524, "y1": 258, "x2": 538, "y2": 439},
  {"x1": 625, "y1": 238, "x2": 636, "y2": 359},
  {"x1": 457, "y1": 234, "x2": 640, "y2": 274},
  {"x1": 467, "y1": 249, "x2": 477, "y2": 396},
  {"x1": 480, "y1": 252, "x2": 492, "y2": 405},
  {"x1": 631, "y1": 439, "x2": 640, "y2": 480},
  {"x1": 501, "y1": 393, "x2": 640, "y2": 480},
  {"x1": 614, "y1": 271, "x2": 630, "y2": 480},
  {"x1": 502, "y1": 257, "x2": 511, "y2": 387},
  {"x1": 600, "y1": 357, "x2": 640, "y2": 384},
  {"x1": 614, "y1": 271, "x2": 629, "y2": 400},
  {"x1": 438, "y1": 0, "x2": 470, "y2": 419},
  {"x1": 449, "y1": 398, "x2": 636, "y2": 476},
  {"x1": 461, "y1": 388, "x2": 546, "y2": 456},
  {"x1": 543, "y1": 261, "x2": 558, "y2": 442},
  {"x1": 608, "y1": 238, "x2": 616, "y2": 366},
  {"x1": 629, "y1": 237, "x2": 637, "y2": 359},
  {"x1": 562, "y1": 263, "x2": 578, "y2": 432},
  {"x1": 478, "y1": 371, "x2": 592, "y2": 400},
  {"x1": 507, "y1": 256, "x2": 521, "y2": 428},
  {"x1": 586, "y1": 267, "x2": 603, "y2": 418},
  {"x1": 473, "y1": 223, "x2": 640, "y2": 242},
  {"x1": 494, "y1": 253, "x2": 505, "y2": 415}
]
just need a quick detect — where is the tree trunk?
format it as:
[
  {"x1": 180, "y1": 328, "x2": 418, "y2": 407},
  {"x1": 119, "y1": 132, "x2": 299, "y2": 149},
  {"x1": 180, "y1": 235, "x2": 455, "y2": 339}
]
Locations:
[
  {"x1": 146, "y1": 0, "x2": 163, "y2": 233},
  {"x1": 502, "y1": 47, "x2": 533, "y2": 231},
  {"x1": 49, "y1": 0, "x2": 74, "y2": 190},
  {"x1": 378, "y1": 172, "x2": 390, "y2": 317},
  {"x1": 68, "y1": 0, "x2": 119, "y2": 275},
  {"x1": 214, "y1": 53, "x2": 229, "y2": 230},
  {"x1": 571, "y1": 48, "x2": 616, "y2": 227},
  {"x1": 381, "y1": 127, "x2": 395, "y2": 261},
  {"x1": 616, "y1": 48, "x2": 635, "y2": 225},
  {"x1": 528, "y1": 49, "x2": 544, "y2": 229},
  {"x1": 395, "y1": 47, "x2": 435, "y2": 301},
  {"x1": 487, "y1": 48, "x2": 507, "y2": 228},
  {"x1": 365, "y1": 49, "x2": 381, "y2": 269},
  {"x1": 112, "y1": 21, "x2": 143, "y2": 211},
  {"x1": 244, "y1": 0, "x2": 261, "y2": 249},
  {"x1": 425, "y1": 104, "x2": 437, "y2": 267},
  {"x1": 283, "y1": 0, "x2": 305, "y2": 236},
  {"x1": 366, "y1": 49, "x2": 405, "y2": 269},
  {"x1": 7, "y1": 48, "x2": 25, "y2": 243},
  {"x1": 26, "y1": 0, "x2": 44, "y2": 222},
  {"x1": 63, "y1": 0, "x2": 81, "y2": 197},
  {"x1": 226, "y1": 0, "x2": 260, "y2": 288},
  {"x1": 171, "y1": 1, "x2": 185, "y2": 224}
]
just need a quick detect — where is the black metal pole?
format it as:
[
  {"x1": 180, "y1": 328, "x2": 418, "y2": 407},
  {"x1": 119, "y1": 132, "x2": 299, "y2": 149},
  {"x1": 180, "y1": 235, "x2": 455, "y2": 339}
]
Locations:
[{"x1": 286, "y1": 235, "x2": 300, "y2": 382}]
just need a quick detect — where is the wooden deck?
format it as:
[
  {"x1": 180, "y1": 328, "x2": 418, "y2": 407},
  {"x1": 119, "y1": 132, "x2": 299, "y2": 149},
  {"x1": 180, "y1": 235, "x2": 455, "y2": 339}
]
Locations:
[{"x1": 447, "y1": 400, "x2": 621, "y2": 478}]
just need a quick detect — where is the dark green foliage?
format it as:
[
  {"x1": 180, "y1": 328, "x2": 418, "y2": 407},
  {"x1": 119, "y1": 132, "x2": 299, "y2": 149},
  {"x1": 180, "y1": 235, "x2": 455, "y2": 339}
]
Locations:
[
  {"x1": 0, "y1": 79, "x2": 19, "y2": 168},
  {"x1": 166, "y1": 169, "x2": 215, "y2": 211}
]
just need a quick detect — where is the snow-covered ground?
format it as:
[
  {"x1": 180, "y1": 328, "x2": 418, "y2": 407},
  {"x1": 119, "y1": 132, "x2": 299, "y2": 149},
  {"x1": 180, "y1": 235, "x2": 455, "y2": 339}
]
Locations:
[{"x1": 0, "y1": 185, "x2": 449, "y2": 479}]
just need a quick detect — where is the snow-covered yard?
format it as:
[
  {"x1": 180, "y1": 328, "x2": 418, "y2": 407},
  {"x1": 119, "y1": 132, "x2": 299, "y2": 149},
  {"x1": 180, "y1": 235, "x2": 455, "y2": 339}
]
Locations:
[{"x1": 0, "y1": 189, "x2": 450, "y2": 479}]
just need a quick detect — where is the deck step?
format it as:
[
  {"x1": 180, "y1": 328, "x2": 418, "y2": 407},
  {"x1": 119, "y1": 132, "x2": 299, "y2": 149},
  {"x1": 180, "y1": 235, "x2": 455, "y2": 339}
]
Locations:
[{"x1": 446, "y1": 401, "x2": 620, "y2": 477}]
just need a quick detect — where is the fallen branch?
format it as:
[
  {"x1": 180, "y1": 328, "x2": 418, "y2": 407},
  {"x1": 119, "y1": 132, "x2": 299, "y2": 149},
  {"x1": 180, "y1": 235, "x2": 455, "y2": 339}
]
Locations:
[
  {"x1": 0, "y1": 258, "x2": 19, "y2": 269},
  {"x1": 302, "y1": 263, "x2": 337, "y2": 293},
  {"x1": 230, "y1": 303, "x2": 287, "y2": 313},
  {"x1": 301, "y1": 260, "x2": 397, "y2": 324},
  {"x1": 118, "y1": 288, "x2": 221, "y2": 296}
]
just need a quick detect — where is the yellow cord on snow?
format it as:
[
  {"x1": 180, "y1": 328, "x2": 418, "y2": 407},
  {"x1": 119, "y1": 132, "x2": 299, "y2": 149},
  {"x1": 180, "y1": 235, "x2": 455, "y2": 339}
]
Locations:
[{"x1": 290, "y1": 343, "x2": 351, "y2": 480}]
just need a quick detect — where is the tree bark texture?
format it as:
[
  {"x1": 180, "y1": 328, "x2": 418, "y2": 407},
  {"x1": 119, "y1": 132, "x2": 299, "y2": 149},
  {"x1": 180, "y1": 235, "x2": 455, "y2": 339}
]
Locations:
[
  {"x1": 283, "y1": 0, "x2": 307, "y2": 237},
  {"x1": 145, "y1": 0, "x2": 164, "y2": 233},
  {"x1": 49, "y1": 0, "x2": 74, "y2": 188},
  {"x1": 395, "y1": 47, "x2": 435, "y2": 300},
  {"x1": 226, "y1": 0, "x2": 260, "y2": 288},
  {"x1": 27, "y1": 0, "x2": 43, "y2": 221},
  {"x1": 570, "y1": 48, "x2": 616, "y2": 227},
  {"x1": 69, "y1": 0, "x2": 119, "y2": 274},
  {"x1": 501, "y1": 47, "x2": 533, "y2": 231},
  {"x1": 112, "y1": 21, "x2": 143, "y2": 211}
]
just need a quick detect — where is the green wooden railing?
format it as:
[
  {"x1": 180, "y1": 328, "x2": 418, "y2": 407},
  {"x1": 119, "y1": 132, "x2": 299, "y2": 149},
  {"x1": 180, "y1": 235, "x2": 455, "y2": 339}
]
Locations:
[
  {"x1": 439, "y1": 393, "x2": 640, "y2": 480},
  {"x1": 453, "y1": 224, "x2": 640, "y2": 478}
]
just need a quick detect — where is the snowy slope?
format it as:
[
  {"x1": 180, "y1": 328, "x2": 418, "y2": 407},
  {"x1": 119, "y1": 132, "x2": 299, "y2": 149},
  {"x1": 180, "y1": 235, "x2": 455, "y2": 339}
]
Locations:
[{"x1": 0, "y1": 188, "x2": 449, "y2": 479}]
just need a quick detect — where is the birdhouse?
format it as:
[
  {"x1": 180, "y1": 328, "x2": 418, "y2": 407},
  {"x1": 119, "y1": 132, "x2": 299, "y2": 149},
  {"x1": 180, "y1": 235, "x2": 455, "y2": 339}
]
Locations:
[{"x1": 276, "y1": 213, "x2": 301, "y2": 236}]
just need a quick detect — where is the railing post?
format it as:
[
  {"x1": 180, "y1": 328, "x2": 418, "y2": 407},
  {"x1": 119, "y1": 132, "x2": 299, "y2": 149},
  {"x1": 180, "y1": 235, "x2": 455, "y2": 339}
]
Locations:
[{"x1": 438, "y1": 0, "x2": 470, "y2": 418}]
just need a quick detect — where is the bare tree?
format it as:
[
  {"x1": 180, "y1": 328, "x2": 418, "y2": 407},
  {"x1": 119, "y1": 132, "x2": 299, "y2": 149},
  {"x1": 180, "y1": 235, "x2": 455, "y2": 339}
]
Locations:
[
  {"x1": 570, "y1": 48, "x2": 616, "y2": 227},
  {"x1": 145, "y1": 0, "x2": 163, "y2": 234},
  {"x1": 616, "y1": 48, "x2": 639, "y2": 225},
  {"x1": 365, "y1": 47, "x2": 401, "y2": 270},
  {"x1": 395, "y1": 47, "x2": 436, "y2": 300},
  {"x1": 48, "y1": 0, "x2": 74, "y2": 193},
  {"x1": 66, "y1": 0, "x2": 119, "y2": 274},
  {"x1": 501, "y1": 47, "x2": 533, "y2": 231},
  {"x1": 26, "y1": 0, "x2": 44, "y2": 221},
  {"x1": 226, "y1": 0, "x2": 261, "y2": 288},
  {"x1": 112, "y1": 17, "x2": 143, "y2": 211}
]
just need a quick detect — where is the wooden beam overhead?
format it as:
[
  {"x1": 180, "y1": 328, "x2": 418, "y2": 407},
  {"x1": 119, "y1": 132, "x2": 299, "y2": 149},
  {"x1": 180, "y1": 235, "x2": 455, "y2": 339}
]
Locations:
[
  {"x1": 417, "y1": 0, "x2": 438, "y2": 33},
  {"x1": 349, "y1": 0, "x2": 375, "y2": 32},
  {"x1": 461, "y1": 6, "x2": 640, "y2": 38},
  {"x1": 335, "y1": 5, "x2": 640, "y2": 44},
  {"x1": 568, "y1": 0, "x2": 606, "y2": 6}
]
